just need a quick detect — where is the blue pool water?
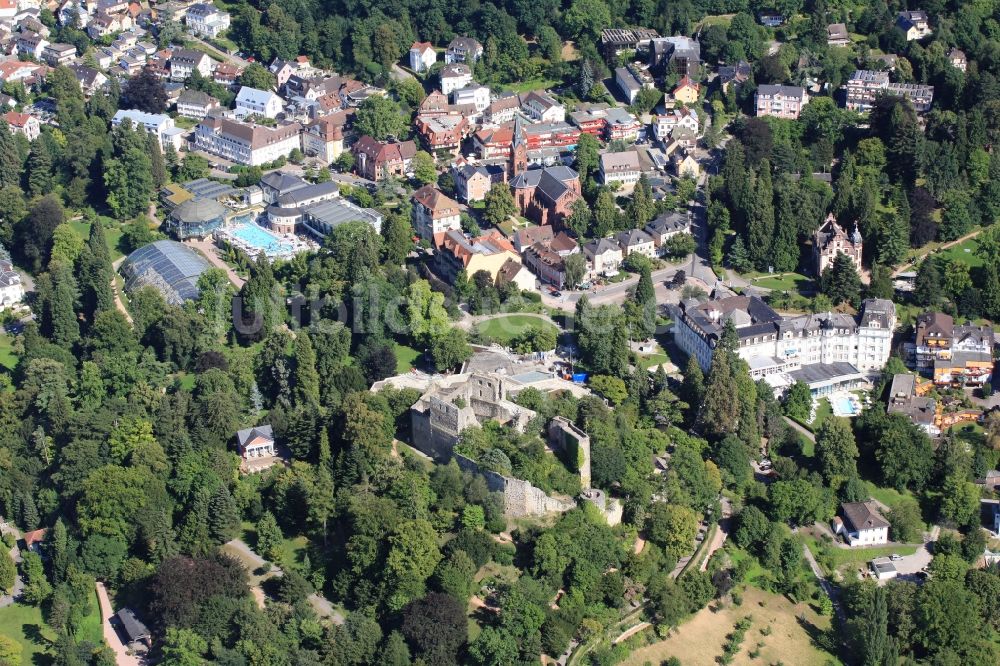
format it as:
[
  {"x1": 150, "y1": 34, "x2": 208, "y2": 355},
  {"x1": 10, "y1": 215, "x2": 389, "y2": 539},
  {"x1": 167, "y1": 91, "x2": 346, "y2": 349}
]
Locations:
[
  {"x1": 834, "y1": 396, "x2": 858, "y2": 415},
  {"x1": 229, "y1": 223, "x2": 294, "y2": 257}
]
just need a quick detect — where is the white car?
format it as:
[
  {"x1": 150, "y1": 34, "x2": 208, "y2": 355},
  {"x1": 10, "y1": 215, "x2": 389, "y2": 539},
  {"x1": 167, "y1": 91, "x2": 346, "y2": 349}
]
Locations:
[{"x1": 890, "y1": 553, "x2": 902, "y2": 561}]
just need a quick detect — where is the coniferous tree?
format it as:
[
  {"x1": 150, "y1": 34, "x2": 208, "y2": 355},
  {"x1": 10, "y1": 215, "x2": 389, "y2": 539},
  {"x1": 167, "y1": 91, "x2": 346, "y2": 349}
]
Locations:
[
  {"x1": 0, "y1": 121, "x2": 21, "y2": 189},
  {"x1": 867, "y1": 264, "x2": 894, "y2": 300},
  {"x1": 78, "y1": 220, "x2": 115, "y2": 320},
  {"x1": 293, "y1": 330, "x2": 321, "y2": 408},
  {"x1": 747, "y1": 161, "x2": 775, "y2": 270},
  {"x1": 821, "y1": 252, "x2": 862, "y2": 305},
  {"x1": 626, "y1": 175, "x2": 655, "y2": 228},
  {"x1": 877, "y1": 208, "x2": 908, "y2": 268},
  {"x1": 207, "y1": 485, "x2": 240, "y2": 544},
  {"x1": 148, "y1": 134, "x2": 168, "y2": 189},
  {"x1": 50, "y1": 518, "x2": 70, "y2": 585},
  {"x1": 863, "y1": 587, "x2": 889, "y2": 666},
  {"x1": 48, "y1": 261, "x2": 80, "y2": 349},
  {"x1": 26, "y1": 139, "x2": 53, "y2": 197},
  {"x1": 682, "y1": 355, "x2": 705, "y2": 409},
  {"x1": 700, "y1": 321, "x2": 741, "y2": 438}
]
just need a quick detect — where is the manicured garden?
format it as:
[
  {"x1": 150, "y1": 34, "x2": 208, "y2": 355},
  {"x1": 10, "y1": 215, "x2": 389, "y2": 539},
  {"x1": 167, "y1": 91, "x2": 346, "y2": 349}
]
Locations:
[
  {"x1": 751, "y1": 272, "x2": 813, "y2": 293},
  {"x1": 474, "y1": 314, "x2": 559, "y2": 345},
  {"x1": 393, "y1": 342, "x2": 422, "y2": 373},
  {"x1": 0, "y1": 334, "x2": 17, "y2": 371}
]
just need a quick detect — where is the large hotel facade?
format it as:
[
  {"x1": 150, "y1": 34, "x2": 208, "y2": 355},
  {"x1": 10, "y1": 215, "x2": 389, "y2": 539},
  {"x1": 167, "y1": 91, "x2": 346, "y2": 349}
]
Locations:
[{"x1": 671, "y1": 293, "x2": 896, "y2": 395}]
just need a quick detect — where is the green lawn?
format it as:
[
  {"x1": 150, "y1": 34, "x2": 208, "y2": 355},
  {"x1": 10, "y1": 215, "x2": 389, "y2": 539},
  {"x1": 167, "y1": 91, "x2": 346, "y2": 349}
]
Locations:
[
  {"x1": 935, "y1": 237, "x2": 983, "y2": 268},
  {"x1": 751, "y1": 272, "x2": 813, "y2": 293},
  {"x1": 0, "y1": 602, "x2": 58, "y2": 664},
  {"x1": 69, "y1": 218, "x2": 126, "y2": 261},
  {"x1": 637, "y1": 352, "x2": 670, "y2": 371},
  {"x1": 809, "y1": 397, "x2": 832, "y2": 432},
  {"x1": 474, "y1": 315, "x2": 558, "y2": 345},
  {"x1": 76, "y1": 590, "x2": 104, "y2": 646},
  {"x1": 864, "y1": 482, "x2": 916, "y2": 512},
  {"x1": 393, "y1": 342, "x2": 422, "y2": 373},
  {"x1": 0, "y1": 333, "x2": 17, "y2": 371}
]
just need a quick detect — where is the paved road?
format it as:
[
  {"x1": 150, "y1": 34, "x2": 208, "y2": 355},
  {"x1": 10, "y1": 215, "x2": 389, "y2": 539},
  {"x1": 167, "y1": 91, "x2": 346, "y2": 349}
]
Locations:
[
  {"x1": 96, "y1": 581, "x2": 142, "y2": 666},
  {"x1": 699, "y1": 497, "x2": 732, "y2": 572}
]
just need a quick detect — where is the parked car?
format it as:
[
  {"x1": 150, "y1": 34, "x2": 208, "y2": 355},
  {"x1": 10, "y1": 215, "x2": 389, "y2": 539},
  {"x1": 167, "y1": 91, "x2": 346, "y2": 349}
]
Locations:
[{"x1": 890, "y1": 553, "x2": 902, "y2": 561}]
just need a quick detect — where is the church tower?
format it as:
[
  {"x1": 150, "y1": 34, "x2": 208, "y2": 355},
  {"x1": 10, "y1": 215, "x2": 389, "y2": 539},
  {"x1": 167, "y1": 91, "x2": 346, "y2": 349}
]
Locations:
[{"x1": 509, "y1": 114, "x2": 528, "y2": 177}]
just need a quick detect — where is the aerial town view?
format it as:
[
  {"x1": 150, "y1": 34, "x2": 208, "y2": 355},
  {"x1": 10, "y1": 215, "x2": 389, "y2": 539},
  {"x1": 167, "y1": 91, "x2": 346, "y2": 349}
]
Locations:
[{"x1": 0, "y1": 1, "x2": 999, "y2": 665}]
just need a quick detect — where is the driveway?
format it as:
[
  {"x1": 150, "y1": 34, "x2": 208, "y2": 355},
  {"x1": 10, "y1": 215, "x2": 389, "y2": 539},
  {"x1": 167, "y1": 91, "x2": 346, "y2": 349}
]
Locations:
[{"x1": 96, "y1": 581, "x2": 142, "y2": 666}]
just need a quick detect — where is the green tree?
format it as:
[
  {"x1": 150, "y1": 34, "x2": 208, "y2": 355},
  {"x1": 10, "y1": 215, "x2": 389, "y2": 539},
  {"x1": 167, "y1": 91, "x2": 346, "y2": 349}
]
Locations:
[
  {"x1": 646, "y1": 503, "x2": 699, "y2": 560},
  {"x1": 47, "y1": 261, "x2": 80, "y2": 349},
  {"x1": 20, "y1": 551, "x2": 51, "y2": 604},
  {"x1": 0, "y1": 635, "x2": 20, "y2": 666},
  {"x1": 49, "y1": 224, "x2": 84, "y2": 265},
  {"x1": 0, "y1": 549, "x2": 14, "y2": 593},
  {"x1": 592, "y1": 188, "x2": 620, "y2": 237},
  {"x1": 79, "y1": 219, "x2": 115, "y2": 319},
  {"x1": 574, "y1": 132, "x2": 600, "y2": 183},
  {"x1": 782, "y1": 381, "x2": 812, "y2": 421},
  {"x1": 105, "y1": 147, "x2": 153, "y2": 219},
  {"x1": 887, "y1": 499, "x2": 924, "y2": 543},
  {"x1": 431, "y1": 327, "x2": 472, "y2": 372},
  {"x1": 626, "y1": 175, "x2": 655, "y2": 227},
  {"x1": 256, "y1": 511, "x2": 282, "y2": 561},
  {"x1": 16, "y1": 194, "x2": 64, "y2": 272},
  {"x1": 207, "y1": 485, "x2": 240, "y2": 544},
  {"x1": 815, "y1": 417, "x2": 859, "y2": 483},
  {"x1": 387, "y1": 519, "x2": 443, "y2": 610},
  {"x1": 563, "y1": 252, "x2": 587, "y2": 289},
  {"x1": 433, "y1": 549, "x2": 476, "y2": 601},
  {"x1": 406, "y1": 280, "x2": 450, "y2": 346},
  {"x1": 588, "y1": 375, "x2": 628, "y2": 404},
  {"x1": 354, "y1": 96, "x2": 407, "y2": 141},
  {"x1": 293, "y1": 330, "x2": 321, "y2": 408},
  {"x1": 747, "y1": 161, "x2": 775, "y2": 270},
  {"x1": 483, "y1": 183, "x2": 517, "y2": 226},
  {"x1": 237, "y1": 62, "x2": 277, "y2": 90},
  {"x1": 939, "y1": 475, "x2": 980, "y2": 528},
  {"x1": 161, "y1": 627, "x2": 208, "y2": 666},
  {"x1": 411, "y1": 151, "x2": 437, "y2": 185},
  {"x1": 821, "y1": 252, "x2": 862, "y2": 305}
]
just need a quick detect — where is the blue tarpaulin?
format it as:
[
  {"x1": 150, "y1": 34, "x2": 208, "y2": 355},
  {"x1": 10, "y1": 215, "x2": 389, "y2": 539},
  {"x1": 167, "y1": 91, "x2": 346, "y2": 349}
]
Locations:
[{"x1": 572, "y1": 373, "x2": 588, "y2": 383}]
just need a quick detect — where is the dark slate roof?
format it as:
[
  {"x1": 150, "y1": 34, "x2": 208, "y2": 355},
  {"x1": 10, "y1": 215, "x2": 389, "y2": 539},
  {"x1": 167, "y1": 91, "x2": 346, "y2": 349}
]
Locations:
[
  {"x1": 841, "y1": 502, "x2": 889, "y2": 533},
  {"x1": 115, "y1": 608, "x2": 150, "y2": 643},
  {"x1": 646, "y1": 211, "x2": 689, "y2": 235}
]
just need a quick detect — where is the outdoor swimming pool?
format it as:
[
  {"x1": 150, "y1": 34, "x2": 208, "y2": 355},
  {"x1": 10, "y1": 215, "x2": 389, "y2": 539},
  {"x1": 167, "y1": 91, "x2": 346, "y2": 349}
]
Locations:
[
  {"x1": 228, "y1": 222, "x2": 295, "y2": 258},
  {"x1": 834, "y1": 395, "x2": 859, "y2": 416}
]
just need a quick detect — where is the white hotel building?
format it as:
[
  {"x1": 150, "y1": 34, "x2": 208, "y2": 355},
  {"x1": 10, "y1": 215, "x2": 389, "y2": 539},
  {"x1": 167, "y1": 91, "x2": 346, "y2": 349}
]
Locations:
[
  {"x1": 194, "y1": 116, "x2": 301, "y2": 166},
  {"x1": 670, "y1": 294, "x2": 896, "y2": 395}
]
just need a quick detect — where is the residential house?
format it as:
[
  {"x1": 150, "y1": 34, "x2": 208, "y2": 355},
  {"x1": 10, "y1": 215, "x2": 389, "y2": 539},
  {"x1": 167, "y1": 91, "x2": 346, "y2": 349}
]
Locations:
[
  {"x1": 445, "y1": 36, "x2": 483, "y2": 64},
  {"x1": 472, "y1": 124, "x2": 514, "y2": 160},
  {"x1": 57, "y1": 1, "x2": 89, "y2": 28},
  {"x1": 171, "y1": 48, "x2": 215, "y2": 80},
  {"x1": 671, "y1": 75, "x2": 700, "y2": 104},
  {"x1": 213, "y1": 61, "x2": 243, "y2": 87},
  {"x1": 185, "y1": 3, "x2": 230, "y2": 39},
  {"x1": 352, "y1": 136, "x2": 417, "y2": 181},
  {"x1": 758, "y1": 13, "x2": 785, "y2": 27},
  {"x1": 16, "y1": 30, "x2": 48, "y2": 59},
  {"x1": 236, "y1": 425, "x2": 283, "y2": 473},
  {"x1": 832, "y1": 502, "x2": 889, "y2": 546},
  {"x1": 113, "y1": 109, "x2": 185, "y2": 152},
  {"x1": 912, "y1": 312, "x2": 994, "y2": 385},
  {"x1": 523, "y1": 121, "x2": 581, "y2": 151},
  {"x1": 235, "y1": 86, "x2": 284, "y2": 119},
  {"x1": 844, "y1": 70, "x2": 934, "y2": 112},
  {"x1": 176, "y1": 89, "x2": 220, "y2": 119},
  {"x1": 114, "y1": 609, "x2": 152, "y2": 653},
  {"x1": 485, "y1": 93, "x2": 520, "y2": 124},
  {"x1": 0, "y1": 61, "x2": 44, "y2": 85},
  {"x1": 0, "y1": 256, "x2": 23, "y2": 310},
  {"x1": 827, "y1": 23, "x2": 850, "y2": 47},
  {"x1": 522, "y1": 90, "x2": 565, "y2": 123},
  {"x1": 615, "y1": 229, "x2": 656, "y2": 259},
  {"x1": 673, "y1": 151, "x2": 700, "y2": 179},
  {"x1": 512, "y1": 225, "x2": 554, "y2": 253},
  {"x1": 497, "y1": 257, "x2": 537, "y2": 292},
  {"x1": 602, "y1": 107, "x2": 642, "y2": 142},
  {"x1": 193, "y1": 116, "x2": 302, "y2": 166},
  {"x1": 435, "y1": 229, "x2": 521, "y2": 283},
  {"x1": 0, "y1": 0, "x2": 15, "y2": 19},
  {"x1": 718, "y1": 60, "x2": 751, "y2": 93},
  {"x1": 509, "y1": 165, "x2": 581, "y2": 227},
  {"x1": 409, "y1": 41, "x2": 436, "y2": 73},
  {"x1": 599, "y1": 150, "x2": 642, "y2": 190},
  {"x1": 896, "y1": 10, "x2": 932, "y2": 41},
  {"x1": 654, "y1": 106, "x2": 699, "y2": 141},
  {"x1": 583, "y1": 238, "x2": 623, "y2": 276},
  {"x1": 522, "y1": 232, "x2": 579, "y2": 289},
  {"x1": 268, "y1": 58, "x2": 301, "y2": 89},
  {"x1": 415, "y1": 113, "x2": 468, "y2": 152},
  {"x1": 886, "y1": 373, "x2": 939, "y2": 436},
  {"x1": 948, "y1": 47, "x2": 967, "y2": 72},
  {"x1": 755, "y1": 84, "x2": 809, "y2": 119},
  {"x1": 645, "y1": 211, "x2": 691, "y2": 255},
  {"x1": 260, "y1": 171, "x2": 310, "y2": 204},
  {"x1": 302, "y1": 112, "x2": 348, "y2": 162},
  {"x1": 649, "y1": 36, "x2": 700, "y2": 77},
  {"x1": 453, "y1": 163, "x2": 503, "y2": 203},
  {"x1": 3, "y1": 111, "x2": 39, "y2": 141},
  {"x1": 451, "y1": 84, "x2": 490, "y2": 112},
  {"x1": 41, "y1": 42, "x2": 76, "y2": 67},
  {"x1": 814, "y1": 214, "x2": 863, "y2": 275},
  {"x1": 439, "y1": 63, "x2": 472, "y2": 95},
  {"x1": 86, "y1": 12, "x2": 126, "y2": 40},
  {"x1": 412, "y1": 185, "x2": 461, "y2": 242},
  {"x1": 68, "y1": 64, "x2": 107, "y2": 96}
]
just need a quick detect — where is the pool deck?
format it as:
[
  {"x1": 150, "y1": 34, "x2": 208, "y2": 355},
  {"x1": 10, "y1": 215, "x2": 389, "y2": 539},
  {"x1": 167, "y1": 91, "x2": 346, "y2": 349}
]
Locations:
[{"x1": 184, "y1": 238, "x2": 246, "y2": 288}]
